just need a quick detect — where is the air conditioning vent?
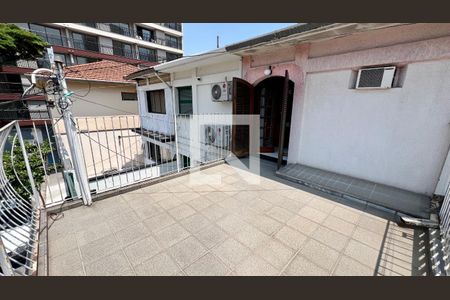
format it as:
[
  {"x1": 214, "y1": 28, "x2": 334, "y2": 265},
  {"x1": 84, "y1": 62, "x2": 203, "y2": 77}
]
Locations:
[
  {"x1": 211, "y1": 81, "x2": 231, "y2": 101},
  {"x1": 356, "y1": 66, "x2": 396, "y2": 89}
]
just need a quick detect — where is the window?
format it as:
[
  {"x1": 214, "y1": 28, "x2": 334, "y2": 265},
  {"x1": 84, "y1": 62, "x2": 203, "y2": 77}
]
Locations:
[
  {"x1": 147, "y1": 142, "x2": 162, "y2": 164},
  {"x1": 181, "y1": 155, "x2": 190, "y2": 169},
  {"x1": 146, "y1": 90, "x2": 166, "y2": 114},
  {"x1": 162, "y1": 23, "x2": 182, "y2": 31},
  {"x1": 136, "y1": 26, "x2": 155, "y2": 42},
  {"x1": 0, "y1": 74, "x2": 23, "y2": 93},
  {"x1": 113, "y1": 40, "x2": 134, "y2": 58},
  {"x1": 54, "y1": 53, "x2": 71, "y2": 66},
  {"x1": 72, "y1": 32, "x2": 99, "y2": 52},
  {"x1": 121, "y1": 92, "x2": 138, "y2": 101},
  {"x1": 81, "y1": 23, "x2": 97, "y2": 28},
  {"x1": 166, "y1": 52, "x2": 181, "y2": 61},
  {"x1": 166, "y1": 35, "x2": 180, "y2": 49},
  {"x1": 29, "y1": 24, "x2": 65, "y2": 46},
  {"x1": 177, "y1": 86, "x2": 193, "y2": 115},
  {"x1": 74, "y1": 56, "x2": 99, "y2": 65},
  {"x1": 109, "y1": 23, "x2": 132, "y2": 36},
  {"x1": 138, "y1": 47, "x2": 156, "y2": 62}
]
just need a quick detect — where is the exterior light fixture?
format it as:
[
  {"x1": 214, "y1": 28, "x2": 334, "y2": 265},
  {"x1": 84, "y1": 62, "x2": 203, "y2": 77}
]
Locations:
[{"x1": 264, "y1": 66, "x2": 272, "y2": 76}]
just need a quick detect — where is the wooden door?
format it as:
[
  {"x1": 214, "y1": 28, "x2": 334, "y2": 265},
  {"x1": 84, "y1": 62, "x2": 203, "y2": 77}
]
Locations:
[
  {"x1": 277, "y1": 70, "x2": 290, "y2": 169},
  {"x1": 232, "y1": 77, "x2": 254, "y2": 157}
]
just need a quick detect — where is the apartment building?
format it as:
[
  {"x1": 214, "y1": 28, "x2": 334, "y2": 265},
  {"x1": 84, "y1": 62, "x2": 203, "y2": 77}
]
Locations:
[
  {"x1": 0, "y1": 23, "x2": 183, "y2": 125},
  {"x1": 14, "y1": 23, "x2": 183, "y2": 66}
]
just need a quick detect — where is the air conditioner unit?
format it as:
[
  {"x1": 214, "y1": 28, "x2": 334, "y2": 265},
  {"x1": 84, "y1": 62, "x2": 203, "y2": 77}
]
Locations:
[
  {"x1": 211, "y1": 81, "x2": 231, "y2": 102},
  {"x1": 203, "y1": 125, "x2": 231, "y2": 149},
  {"x1": 355, "y1": 66, "x2": 396, "y2": 89}
]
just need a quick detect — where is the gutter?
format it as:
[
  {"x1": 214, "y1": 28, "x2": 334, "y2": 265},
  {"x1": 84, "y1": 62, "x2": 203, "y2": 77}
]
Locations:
[
  {"x1": 65, "y1": 77, "x2": 135, "y2": 85},
  {"x1": 225, "y1": 23, "x2": 334, "y2": 52}
]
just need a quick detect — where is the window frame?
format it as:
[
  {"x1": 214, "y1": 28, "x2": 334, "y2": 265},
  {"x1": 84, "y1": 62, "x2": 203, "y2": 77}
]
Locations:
[
  {"x1": 29, "y1": 23, "x2": 65, "y2": 46},
  {"x1": 177, "y1": 86, "x2": 193, "y2": 115},
  {"x1": 136, "y1": 26, "x2": 155, "y2": 42},
  {"x1": 121, "y1": 92, "x2": 138, "y2": 101},
  {"x1": 113, "y1": 40, "x2": 134, "y2": 58},
  {"x1": 138, "y1": 47, "x2": 156, "y2": 62},
  {"x1": 146, "y1": 89, "x2": 166, "y2": 114},
  {"x1": 71, "y1": 32, "x2": 99, "y2": 52},
  {"x1": 147, "y1": 141, "x2": 162, "y2": 164}
]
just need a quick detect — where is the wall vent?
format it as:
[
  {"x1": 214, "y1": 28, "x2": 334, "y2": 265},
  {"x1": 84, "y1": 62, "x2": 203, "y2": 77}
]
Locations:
[{"x1": 355, "y1": 66, "x2": 396, "y2": 89}]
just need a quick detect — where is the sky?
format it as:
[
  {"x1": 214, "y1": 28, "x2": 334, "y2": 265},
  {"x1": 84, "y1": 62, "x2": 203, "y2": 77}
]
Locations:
[{"x1": 182, "y1": 23, "x2": 296, "y2": 55}]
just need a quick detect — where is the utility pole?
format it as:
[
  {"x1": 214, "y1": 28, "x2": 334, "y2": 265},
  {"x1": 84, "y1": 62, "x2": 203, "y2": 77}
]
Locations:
[
  {"x1": 216, "y1": 35, "x2": 220, "y2": 48},
  {"x1": 54, "y1": 61, "x2": 92, "y2": 206}
]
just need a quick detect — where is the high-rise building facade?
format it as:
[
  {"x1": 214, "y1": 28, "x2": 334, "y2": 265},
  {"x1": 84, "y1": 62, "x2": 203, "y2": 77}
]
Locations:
[{"x1": 0, "y1": 23, "x2": 183, "y2": 124}]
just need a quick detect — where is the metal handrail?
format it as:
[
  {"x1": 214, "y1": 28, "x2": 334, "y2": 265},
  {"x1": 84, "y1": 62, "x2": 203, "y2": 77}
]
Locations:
[
  {"x1": 439, "y1": 182, "x2": 450, "y2": 275},
  {"x1": 0, "y1": 121, "x2": 40, "y2": 276}
]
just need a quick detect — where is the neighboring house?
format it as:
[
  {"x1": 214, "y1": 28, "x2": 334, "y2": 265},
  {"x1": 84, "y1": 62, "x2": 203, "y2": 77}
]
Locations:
[
  {"x1": 127, "y1": 23, "x2": 450, "y2": 218},
  {"x1": 49, "y1": 60, "x2": 152, "y2": 195},
  {"x1": 59, "y1": 60, "x2": 144, "y2": 117},
  {"x1": 126, "y1": 50, "x2": 241, "y2": 168}
]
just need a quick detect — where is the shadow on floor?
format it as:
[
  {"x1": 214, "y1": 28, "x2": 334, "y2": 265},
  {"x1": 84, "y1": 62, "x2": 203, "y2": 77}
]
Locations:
[{"x1": 227, "y1": 155, "x2": 431, "y2": 276}]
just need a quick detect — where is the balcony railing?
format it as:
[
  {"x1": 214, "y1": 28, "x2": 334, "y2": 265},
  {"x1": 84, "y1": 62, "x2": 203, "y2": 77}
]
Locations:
[
  {"x1": 0, "y1": 84, "x2": 24, "y2": 94},
  {"x1": 159, "y1": 23, "x2": 182, "y2": 32},
  {"x1": 28, "y1": 31, "x2": 174, "y2": 63},
  {"x1": 0, "y1": 111, "x2": 233, "y2": 276},
  {"x1": 77, "y1": 23, "x2": 183, "y2": 50},
  {"x1": 0, "y1": 101, "x2": 50, "y2": 121},
  {"x1": 0, "y1": 121, "x2": 41, "y2": 276},
  {"x1": 439, "y1": 182, "x2": 450, "y2": 275}
]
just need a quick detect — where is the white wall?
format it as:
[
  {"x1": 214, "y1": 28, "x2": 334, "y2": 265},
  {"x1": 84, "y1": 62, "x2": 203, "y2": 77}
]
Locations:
[
  {"x1": 136, "y1": 58, "x2": 240, "y2": 161},
  {"x1": 56, "y1": 81, "x2": 138, "y2": 117},
  {"x1": 137, "y1": 82, "x2": 175, "y2": 135},
  {"x1": 295, "y1": 60, "x2": 450, "y2": 195},
  {"x1": 137, "y1": 59, "x2": 240, "y2": 127}
]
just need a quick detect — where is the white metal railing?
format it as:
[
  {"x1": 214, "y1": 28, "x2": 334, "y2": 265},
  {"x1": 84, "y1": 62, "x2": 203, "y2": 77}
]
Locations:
[
  {"x1": 0, "y1": 121, "x2": 40, "y2": 276},
  {"x1": 0, "y1": 113, "x2": 233, "y2": 275},
  {"x1": 439, "y1": 182, "x2": 450, "y2": 275}
]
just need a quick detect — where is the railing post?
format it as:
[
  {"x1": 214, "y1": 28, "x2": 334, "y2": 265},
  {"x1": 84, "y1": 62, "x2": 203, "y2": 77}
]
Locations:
[
  {"x1": 0, "y1": 238, "x2": 14, "y2": 276},
  {"x1": 15, "y1": 121, "x2": 40, "y2": 209}
]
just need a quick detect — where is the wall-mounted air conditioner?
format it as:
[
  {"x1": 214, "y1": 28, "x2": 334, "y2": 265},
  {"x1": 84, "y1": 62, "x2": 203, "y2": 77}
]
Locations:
[
  {"x1": 203, "y1": 125, "x2": 231, "y2": 149},
  {"x1": 355, "y1": 66, "x2": 396, "y2": 89},
  {"x1": 211, "y1": 81, "x2": 232, "y2": 102}
]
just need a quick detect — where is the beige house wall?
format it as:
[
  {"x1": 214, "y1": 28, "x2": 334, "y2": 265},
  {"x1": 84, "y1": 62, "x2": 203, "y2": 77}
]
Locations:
[{"x1": 52, "y1": 80, "x2": 139, "y2": 117}]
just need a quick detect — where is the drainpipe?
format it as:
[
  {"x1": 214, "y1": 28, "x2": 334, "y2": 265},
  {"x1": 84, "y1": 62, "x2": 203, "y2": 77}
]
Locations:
[{"x1": 154, "y1": 71, "x2": 181, "y2": 172}]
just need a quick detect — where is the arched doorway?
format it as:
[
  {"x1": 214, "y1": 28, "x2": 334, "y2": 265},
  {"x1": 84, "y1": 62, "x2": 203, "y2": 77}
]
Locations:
[{"x1": 231, "y1": 73, "x2": 294, "y2": 167}]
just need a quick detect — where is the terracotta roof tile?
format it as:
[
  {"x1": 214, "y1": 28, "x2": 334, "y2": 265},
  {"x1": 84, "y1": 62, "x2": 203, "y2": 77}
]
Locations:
[{"x1": 64, "y1": 60, "x2": 144, "y2": 83}]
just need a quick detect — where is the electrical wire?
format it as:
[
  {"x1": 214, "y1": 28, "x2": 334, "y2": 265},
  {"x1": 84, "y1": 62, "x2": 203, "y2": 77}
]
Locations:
[{"x1": 70, "y1": 94, "x2": 136, "y2": 114}]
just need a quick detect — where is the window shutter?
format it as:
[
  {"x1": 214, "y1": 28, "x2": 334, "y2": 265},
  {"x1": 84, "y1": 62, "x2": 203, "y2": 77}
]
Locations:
[{"x1": 232, "y1": 77, "x2": 254, "y2": 157}]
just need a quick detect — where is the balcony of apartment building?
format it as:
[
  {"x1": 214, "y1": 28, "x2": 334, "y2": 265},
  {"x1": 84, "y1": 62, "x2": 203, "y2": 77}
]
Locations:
[
  {"x1": 1, "y1": 112, "x2": 442, "y2": 277},
  {"x1": 0, "y1": 70, "x2": 50, "y2": 124},
  {"x1": 76, "y1": 23, "x2": 183, "y2": 51},
  {"x1": 30, "y1": 30, "x2": 178, "y2": 65}
]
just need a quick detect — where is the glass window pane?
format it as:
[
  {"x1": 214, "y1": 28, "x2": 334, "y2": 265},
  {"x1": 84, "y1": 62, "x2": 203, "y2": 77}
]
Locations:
[{"x1": 177, "y1": 86, "x2": 192, "y2": 115}]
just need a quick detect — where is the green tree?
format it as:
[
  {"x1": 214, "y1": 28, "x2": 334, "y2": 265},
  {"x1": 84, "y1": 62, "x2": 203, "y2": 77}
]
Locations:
[
  {"x1": 0, "y1": 23, "x2": 49, "y2": 63},
  {"x1": 3, "y1": 138, "x2": 51, "y2": 200}
]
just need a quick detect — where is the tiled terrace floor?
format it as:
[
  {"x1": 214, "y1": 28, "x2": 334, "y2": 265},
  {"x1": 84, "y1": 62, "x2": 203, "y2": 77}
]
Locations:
[{"x1": 46, "y1": 162, "x2": 430, "y2": 276}]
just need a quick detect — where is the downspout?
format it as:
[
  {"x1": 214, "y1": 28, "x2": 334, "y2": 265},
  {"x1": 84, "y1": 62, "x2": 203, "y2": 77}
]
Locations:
[{"x1": 154, "y1": 71, "x2": 181, "y2": 172}]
